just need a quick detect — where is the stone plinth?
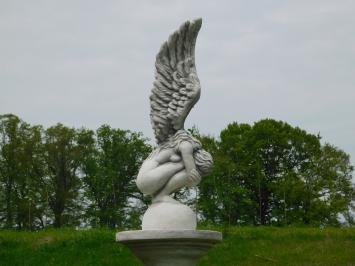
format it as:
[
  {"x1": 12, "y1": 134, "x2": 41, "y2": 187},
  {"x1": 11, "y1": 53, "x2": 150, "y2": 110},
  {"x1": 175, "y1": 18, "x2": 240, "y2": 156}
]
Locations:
[{"x1": 116, "y1": 230, "x2": 222, "y2": 266}]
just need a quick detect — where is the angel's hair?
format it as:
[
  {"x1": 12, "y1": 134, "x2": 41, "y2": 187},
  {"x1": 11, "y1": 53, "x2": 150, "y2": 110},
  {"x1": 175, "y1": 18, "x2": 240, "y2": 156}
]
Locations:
[
  {"x1": 161, "y1": 130, "x2": 213, "y2": 176},
  {"x1": 193, "y1": 148, "x2": 213, "y2": 176},
  {"x1": 161, "y1": 130, "x2": 202, "y2": 150}
]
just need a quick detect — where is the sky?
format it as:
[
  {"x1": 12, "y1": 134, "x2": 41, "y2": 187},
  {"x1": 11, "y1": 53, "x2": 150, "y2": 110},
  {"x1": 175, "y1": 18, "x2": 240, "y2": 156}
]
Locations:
[{"x1": 1, "y1": 0, "x2": 354, "y2": 169}]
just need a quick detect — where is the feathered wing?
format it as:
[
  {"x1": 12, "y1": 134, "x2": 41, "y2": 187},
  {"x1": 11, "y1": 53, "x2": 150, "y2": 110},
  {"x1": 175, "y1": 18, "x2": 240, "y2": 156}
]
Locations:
[{"x1": 150, "y1": 18, "x2": 202, "y2": 145}]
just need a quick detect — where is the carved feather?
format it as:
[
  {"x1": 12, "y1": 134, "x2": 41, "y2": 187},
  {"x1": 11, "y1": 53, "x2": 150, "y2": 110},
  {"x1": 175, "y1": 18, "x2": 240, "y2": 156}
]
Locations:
[{"x1": 150, "y1": 18, "x2": 202, "y2": 144}]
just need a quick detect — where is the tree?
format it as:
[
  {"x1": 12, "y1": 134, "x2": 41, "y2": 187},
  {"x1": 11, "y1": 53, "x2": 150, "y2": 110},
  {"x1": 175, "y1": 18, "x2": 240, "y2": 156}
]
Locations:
[
  {"x1": 0, "y1": 114, "x2": 46, "y2": 229},
  {"x1": 13, "y1": 123, "x2": 46, "y2": 230},
  {"x1": 307, "y1": 144, "x2": 354, "y2": 225},
  {"x1": 1, "y1": 114, "x2": 352, "y2": 229},
  {"x1": 43, "y1": 124, "x2": 85, "y2": 228},
  {"x1": 81, "y1": 125, "x2": 151, "y2": 228},
  {"x1": 0, "y1": 114, "x2": 24, "y2": 228},
  {"x1": 198, "y1": 119, "x2": 354, "y2": 226}
]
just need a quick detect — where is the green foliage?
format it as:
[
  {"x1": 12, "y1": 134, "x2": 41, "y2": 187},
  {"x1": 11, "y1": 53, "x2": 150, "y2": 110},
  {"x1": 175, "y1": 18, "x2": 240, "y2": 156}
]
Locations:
[
  {"x1": 0, "y1": 114, "x2": 46, "y2": 230},
  {"x1": 81, "y1": 125, "x2": 151, "y2": 228},
  {"x1": 0, "y1": 115, "x2": 151, "y2": 229},
  {"x1": 197, "y1": 119, "x2": 354, "y2": 226},
  {"x1": 44, "y1": 124, "x2": 88, "y2": 228},
  {"x1": 0, "y1": 115, "x2": 353, "y2": 229}
]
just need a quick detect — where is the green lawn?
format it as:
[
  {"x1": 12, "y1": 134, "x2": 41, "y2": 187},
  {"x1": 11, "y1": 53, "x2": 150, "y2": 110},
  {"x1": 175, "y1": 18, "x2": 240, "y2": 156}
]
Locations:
[
  {"x1": 0, "y1": 227, "x2": 354, "y2": 265},
  {"x1": 199, "y1": 227, "x2": 355, "y2": 266}
]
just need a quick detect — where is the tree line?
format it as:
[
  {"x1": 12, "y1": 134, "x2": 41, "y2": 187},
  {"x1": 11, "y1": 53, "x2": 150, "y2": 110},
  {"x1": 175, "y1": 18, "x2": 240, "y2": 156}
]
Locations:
[{"x1": 0, "y1": 114, "x2": 353, "y2": 230}]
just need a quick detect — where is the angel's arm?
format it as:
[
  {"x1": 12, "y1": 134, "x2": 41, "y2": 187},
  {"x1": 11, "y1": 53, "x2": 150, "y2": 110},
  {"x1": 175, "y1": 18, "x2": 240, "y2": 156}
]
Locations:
[
  {"x1": 179, "y1": 141, "x2": 201, "y2": 186},
  {"x1": 179, "y1": 141, "x2": 195, "y2": 173}
]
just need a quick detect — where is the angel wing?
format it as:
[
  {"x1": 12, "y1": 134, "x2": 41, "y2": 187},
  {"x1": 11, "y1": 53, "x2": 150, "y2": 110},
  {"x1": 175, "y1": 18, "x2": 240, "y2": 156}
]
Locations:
[{"x1": 150, "y1": 18, "x2": 202, "y2": 145}]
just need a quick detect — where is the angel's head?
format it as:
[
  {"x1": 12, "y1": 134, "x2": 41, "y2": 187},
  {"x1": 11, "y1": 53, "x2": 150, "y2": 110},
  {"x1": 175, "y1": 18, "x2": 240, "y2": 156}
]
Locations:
[
  {"x1": 166, "y1": 130, "x2": 214, "y2": 176},
  {"x1": 194, "y1": 149, "x2": 213, "y2": 176}
]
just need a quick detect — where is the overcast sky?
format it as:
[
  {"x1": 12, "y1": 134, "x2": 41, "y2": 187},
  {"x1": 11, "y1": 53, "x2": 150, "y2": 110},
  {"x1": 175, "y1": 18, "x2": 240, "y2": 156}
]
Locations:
[{"x1": 1, "y1": 0, "x2": 354, "y2": 168}]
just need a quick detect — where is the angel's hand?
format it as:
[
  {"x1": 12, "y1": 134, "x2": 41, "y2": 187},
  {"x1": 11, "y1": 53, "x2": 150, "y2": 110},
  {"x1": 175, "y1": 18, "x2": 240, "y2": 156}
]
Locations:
[{"x1": 187, "y1": 168, "x2": 201, "y2": 187}]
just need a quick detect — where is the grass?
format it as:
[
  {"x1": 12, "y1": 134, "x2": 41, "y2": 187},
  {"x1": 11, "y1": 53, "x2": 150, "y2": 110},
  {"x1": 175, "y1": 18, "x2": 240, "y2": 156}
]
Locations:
[
  {"x1": 0, "y1": 227, "x2": 354, "y2": 265},
  {"x1": 199, "y1": 226, "x2": 355, "y2": 266},
  {"x1": 0, "y1": 228, "x2": 141, "y2": 266}
]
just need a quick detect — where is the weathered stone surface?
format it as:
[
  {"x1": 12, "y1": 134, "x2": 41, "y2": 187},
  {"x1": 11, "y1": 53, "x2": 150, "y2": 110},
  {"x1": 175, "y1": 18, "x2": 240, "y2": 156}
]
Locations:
[
  {"x1": 116, "y1": 230, "x2": 222, "y2": 266},
  {"x1": 142, "y1": 201, "x2": 196, "y2": 230},
  {"x1": 116, "y1": 19, "x2": 223, "y2": 266},
  {"x1": 136, "y1": 19, "x2": 213, "y2": 225}
]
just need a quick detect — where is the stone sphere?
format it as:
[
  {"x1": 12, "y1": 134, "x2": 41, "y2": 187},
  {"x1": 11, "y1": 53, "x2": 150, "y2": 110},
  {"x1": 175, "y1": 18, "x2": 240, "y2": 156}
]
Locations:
[{"x1": 142, "y1": 201, "x2": 196, "y2": 230}]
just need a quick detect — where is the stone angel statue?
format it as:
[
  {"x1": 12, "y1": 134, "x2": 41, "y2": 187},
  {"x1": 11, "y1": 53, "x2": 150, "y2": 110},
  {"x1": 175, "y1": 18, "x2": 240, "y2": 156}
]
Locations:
[
  {"x1": 136, "y1": 18, "x2": 213, "y2": 207},
  {"x1": 117, "y1": 19, "x2": 222, "y2": 255}
]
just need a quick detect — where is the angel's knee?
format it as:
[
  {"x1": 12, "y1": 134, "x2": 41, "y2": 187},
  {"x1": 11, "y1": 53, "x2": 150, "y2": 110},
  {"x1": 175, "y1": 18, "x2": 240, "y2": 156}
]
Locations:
[{"x1": 136, "y1": 173, "x2": 158, "y2": 195}]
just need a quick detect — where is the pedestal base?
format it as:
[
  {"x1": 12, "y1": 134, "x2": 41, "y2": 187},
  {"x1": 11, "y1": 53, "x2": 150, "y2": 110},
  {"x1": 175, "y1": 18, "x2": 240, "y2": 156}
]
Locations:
[{"x1": 116, "y1": 230, "x2": 222, "y2": 266}]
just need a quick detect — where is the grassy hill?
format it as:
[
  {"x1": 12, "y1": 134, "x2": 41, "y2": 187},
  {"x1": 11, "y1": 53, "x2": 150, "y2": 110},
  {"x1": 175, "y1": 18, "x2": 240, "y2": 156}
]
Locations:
[{"x1": 0, "y1": 227, "x2": 354, "y2": 265}]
